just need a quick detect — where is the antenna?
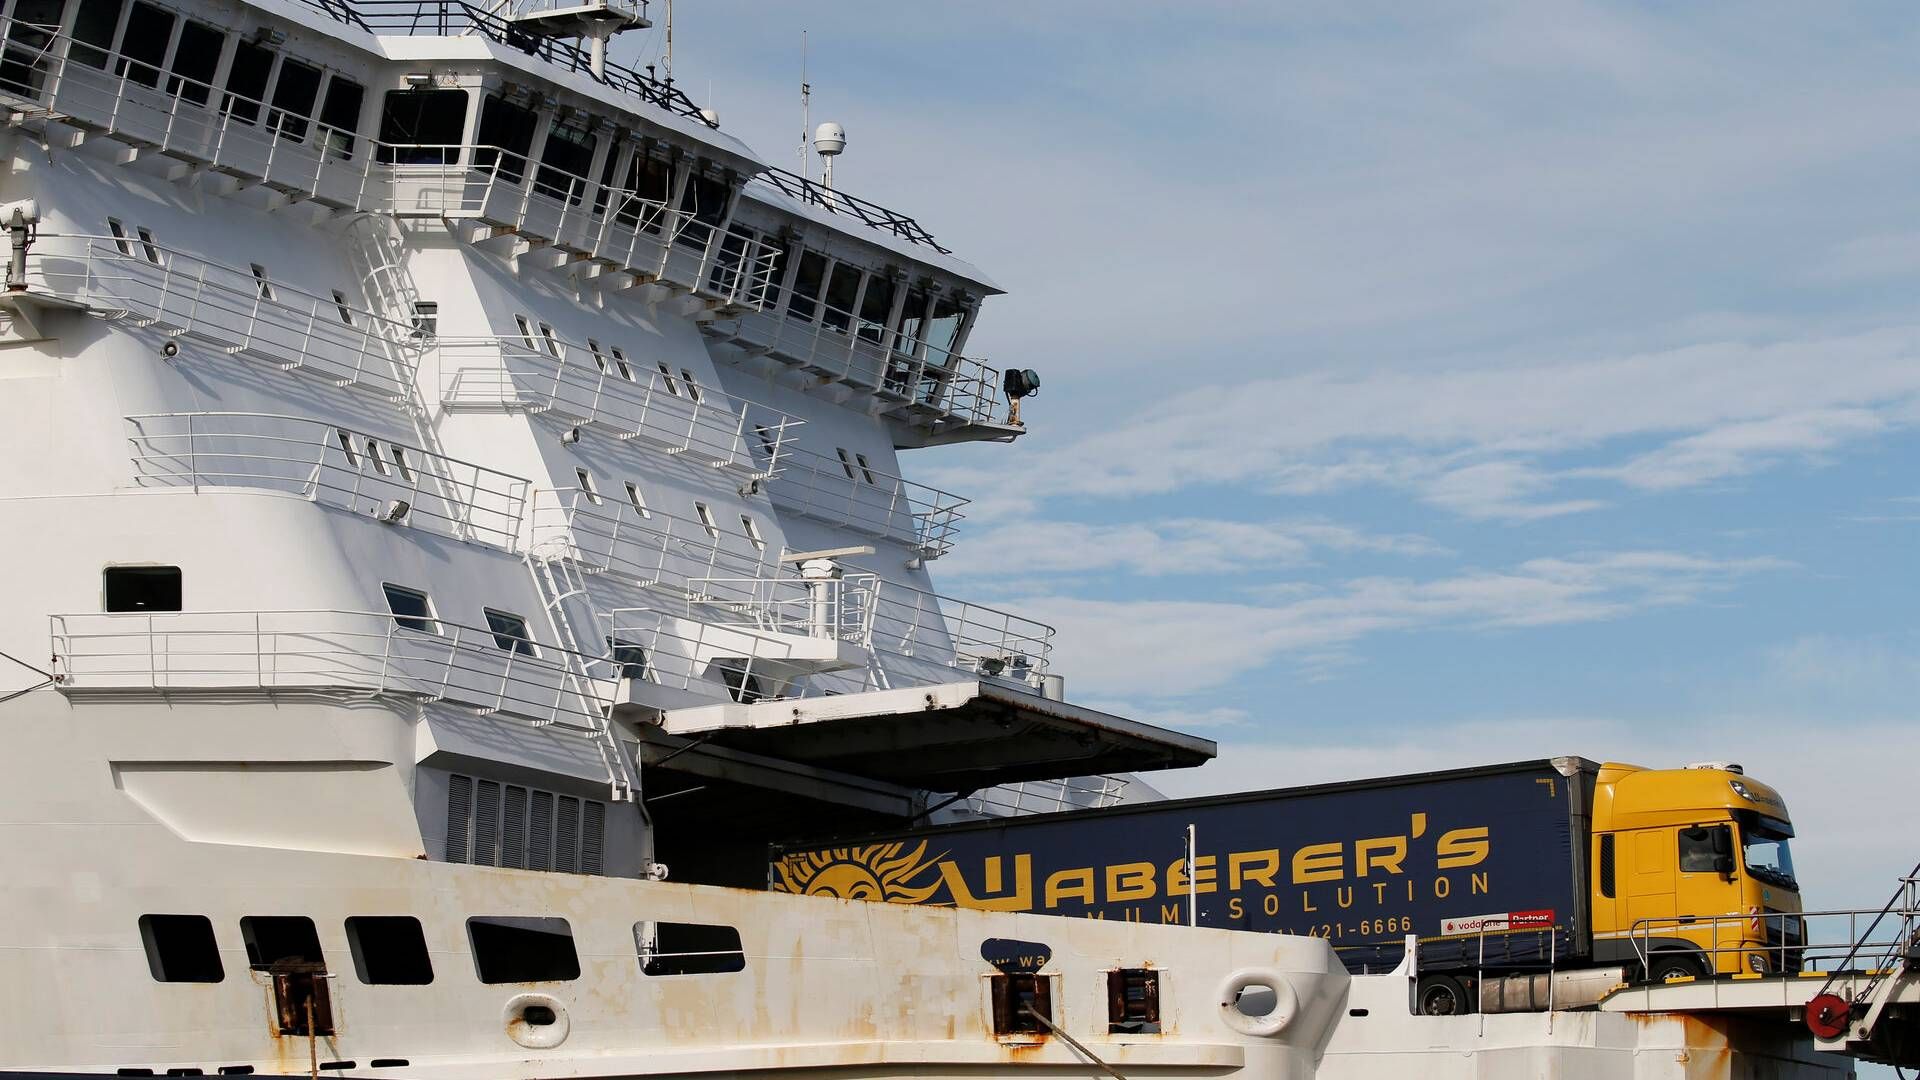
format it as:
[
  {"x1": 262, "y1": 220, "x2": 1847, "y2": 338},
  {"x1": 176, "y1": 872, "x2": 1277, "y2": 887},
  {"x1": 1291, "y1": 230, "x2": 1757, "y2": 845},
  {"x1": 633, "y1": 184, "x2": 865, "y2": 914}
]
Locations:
[
  {"x1": 662, "y1": 0, "x2": 673, "y2": 82},
  {"x1": 799, "y1": 31, "x2": 812, "y2": 181}
]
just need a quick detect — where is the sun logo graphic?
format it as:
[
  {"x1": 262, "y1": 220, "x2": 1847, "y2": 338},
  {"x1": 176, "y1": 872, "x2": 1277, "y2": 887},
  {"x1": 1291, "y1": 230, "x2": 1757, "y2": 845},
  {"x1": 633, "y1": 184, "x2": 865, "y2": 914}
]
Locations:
[{"x1": 771, "y1": 841, "x2": 948, "y2": 905}]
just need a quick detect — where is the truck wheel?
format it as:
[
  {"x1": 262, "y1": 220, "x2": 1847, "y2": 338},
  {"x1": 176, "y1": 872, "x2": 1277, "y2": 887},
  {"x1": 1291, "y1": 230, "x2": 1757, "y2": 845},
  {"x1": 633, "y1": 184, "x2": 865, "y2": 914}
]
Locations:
[
  {"x1": 1645, "y1": 954, "x2": 1702, "y2": 984},
  {"x1": 1416, "y1": 974, "x2": 1470, "y2": 1016}
]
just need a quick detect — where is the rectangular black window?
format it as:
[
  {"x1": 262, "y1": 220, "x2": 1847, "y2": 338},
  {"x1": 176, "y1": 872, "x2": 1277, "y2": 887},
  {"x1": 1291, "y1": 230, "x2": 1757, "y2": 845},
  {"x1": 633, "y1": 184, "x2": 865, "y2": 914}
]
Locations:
[
  {"x1": 105, "y1": 566, "x2": 181, "y2": 612},
  {"x1": 468, "y1": 917, "x2": 579, "y2": 983},
  {"x1": 317, "y1": 76, "x2": 364, "y2": 159},
  {"x1": 1599, "y1": 834, "x2": 1616, "y2": 899},
  {"x1": 166, "y1": 21, "x2": 222, "y2": 105},
  {"x1": 268, "y1": 59, "x2": 322, "y2": 141},
  {"x1": 222, "y1": 41, "x2": 273, "y2": 124},
  {"x1": 535, "y1": 116, "x2": 596, "y2": 203},
  {"x1": 484, "y1": 610, "x2": 537, "y2": 656},
  {"x1": 240, "y1": 915, "x2": 323, "y2": 970},
  {"x1": 637, "y1": 922, "x2": 746, "y2": 976},
  {"x1": 608, "y1": 636, "x2": 648, "y2": 679},
  {"x1": 382, "y1": 584, "x2": 435, "y2": 634},
  {"x1": 676, "y1": 172, "x2": 730, "y2": 236},
  {"x1": 1678, "y1": 824, "x2": 1731, "y2": 874},
  {"x1": 786, "y1": 250, "x2": 826, "y2": 322},
  {"x1": 615, "y1": 151, "x2": 674, "y2": 231},
  {"x1": 474, "y1": 95, "x2": 537, "y2": 184},
  {"x1": 139, "y1": 914, "x2": 224, "y2": 983},
  {"x1": 376, "y1": 88, "x2": 467, "y2": 164},
  {"x1": 241, "y1": 916, "x2": 332, "y2": 1036},
  {"x1": 821, "y1": 264, "x2": 861, "y2": 333},
  {"x1": 345, "y1": 916, "x2": 433, "y2": 985},
  {"x1": 68, "y1": 0, "x2": 125, "y2": 70},
  {"x1": 115, "y1": 1, "x2": 173, "y2": 88},
  {"x1": 857, "y1": 275, "x2": 896, "y2": 343}
]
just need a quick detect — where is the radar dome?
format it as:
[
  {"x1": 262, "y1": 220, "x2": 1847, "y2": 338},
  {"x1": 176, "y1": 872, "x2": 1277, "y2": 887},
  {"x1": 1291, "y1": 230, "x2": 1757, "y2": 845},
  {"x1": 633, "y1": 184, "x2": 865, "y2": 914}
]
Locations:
[{"x1": 813, "y1": 122, "x2": 846, "y2": 156}]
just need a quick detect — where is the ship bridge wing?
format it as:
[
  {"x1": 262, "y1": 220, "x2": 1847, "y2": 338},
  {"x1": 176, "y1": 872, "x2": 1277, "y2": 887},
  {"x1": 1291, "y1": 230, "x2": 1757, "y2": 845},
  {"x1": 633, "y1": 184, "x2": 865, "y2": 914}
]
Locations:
[{"x1": 631, "y1": 680, "x2": 1216, "y2": 794}]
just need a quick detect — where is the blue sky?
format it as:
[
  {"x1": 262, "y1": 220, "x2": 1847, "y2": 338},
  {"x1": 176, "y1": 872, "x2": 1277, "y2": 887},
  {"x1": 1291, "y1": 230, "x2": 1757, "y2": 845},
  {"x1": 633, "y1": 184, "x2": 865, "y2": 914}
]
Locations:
[{"x1": 659, "y1": 2, "x2": 1920, "y2": 913}]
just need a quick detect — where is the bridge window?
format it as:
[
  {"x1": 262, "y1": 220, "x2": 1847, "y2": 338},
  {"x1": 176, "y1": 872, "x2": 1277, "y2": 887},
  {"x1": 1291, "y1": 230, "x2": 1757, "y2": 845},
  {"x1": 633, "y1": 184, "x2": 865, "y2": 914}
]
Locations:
[
  {"x1": 925, "y1": 294, "x2": 968, "y2": 360},
  {"x1": 382, "y1": 584, "x2": 437, "y2": 635},
  {"x1": 221, "y1": 40, "x2": 274, "y2": 124},
  {"x1": 677, "y1": 171, "x2": 731, "y2": 236},
  {"x1": 535, "y1": 115, "x2": 596, "y2": 203},
  {"x1": 637, "y1": 922, "x2": 746, "y2": 976},
  {"x1": 139, "y1": 914, "x2": 224, "y2": 983},
  {"x1": 894, "y1": 286, "x2": 930, "y2": 353},
  {"x1": 475, "y1": 94, "x2": 538, "y2": 184},
  {"x1": 468, "y1": 917, "x2": 580, "y2": 983},
  {"x1": 377, "y1": 88, "x2": 467, "y2": 164},
  {"x1": 857, "y1": 275, "x2": 895, "y2": 344},
  {"x1": 115, "y1": 2, "x2": 172, "y2": 88},
  {"x1": 786, "y1": 250, "x2": 826, "y2": 322},
  {"x1": 105, "y1": 565, "x2": 181, "y2": 612},
  {"x1": 822, "y1": 263, "x2": 860, "y2": 333},
  {"x1": 166, "y1": 20, "x2": 222, "y2": 106},
  {"x1": 68, "y1": 0, "x2": 125, "y2": 70},
  {"x1": 269, "y1": 59, "x2": 322, "y2": 142},
  {"x1": 345, "y1": 916, "x2": 433, "y2": 985},
  {"x1": 317, "y1": 76, "x2": 365, "y2": 159},
  {"x1": 616, "y1": 150, "x2": 674, "y2": 230}
]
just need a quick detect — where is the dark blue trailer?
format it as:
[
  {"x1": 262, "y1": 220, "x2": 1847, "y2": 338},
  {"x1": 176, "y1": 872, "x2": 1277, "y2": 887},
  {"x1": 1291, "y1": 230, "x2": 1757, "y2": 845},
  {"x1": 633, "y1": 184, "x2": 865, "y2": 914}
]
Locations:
[{"x1": 771, "y1": 758, "x2": 1596, "y2": 990}]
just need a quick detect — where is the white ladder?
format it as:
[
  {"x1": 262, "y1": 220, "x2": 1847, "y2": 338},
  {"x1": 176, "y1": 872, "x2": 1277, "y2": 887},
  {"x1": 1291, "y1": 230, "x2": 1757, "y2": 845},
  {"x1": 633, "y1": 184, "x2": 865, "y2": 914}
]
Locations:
[{"x1": 527, "y1": 547, "x2": 639, "y2": 805}]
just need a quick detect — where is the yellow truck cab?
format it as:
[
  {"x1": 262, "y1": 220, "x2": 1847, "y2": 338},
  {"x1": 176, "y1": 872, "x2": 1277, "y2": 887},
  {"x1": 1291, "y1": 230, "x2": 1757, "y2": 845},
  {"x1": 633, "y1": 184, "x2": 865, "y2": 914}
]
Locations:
[{"x1": 1588, "y1": 760, "x2": 1802, "y2": 979}]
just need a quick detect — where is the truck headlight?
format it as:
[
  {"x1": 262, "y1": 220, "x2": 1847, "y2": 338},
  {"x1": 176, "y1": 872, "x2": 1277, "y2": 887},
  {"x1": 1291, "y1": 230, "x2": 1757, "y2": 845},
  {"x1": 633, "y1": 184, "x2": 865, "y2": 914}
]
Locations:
[
  {"x1": 1748, "y1": 953, "x2": 1769, "y2": 974},
  {"x1": 1729, "y1": 779, "x2": 1754, "y2": 800}
]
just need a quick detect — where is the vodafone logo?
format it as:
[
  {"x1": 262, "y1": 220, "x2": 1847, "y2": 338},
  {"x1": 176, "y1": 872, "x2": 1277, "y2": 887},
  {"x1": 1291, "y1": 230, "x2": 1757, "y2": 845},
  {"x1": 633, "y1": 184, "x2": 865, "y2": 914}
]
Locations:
[{"x1": 1440, "y1": 909, "x2": 1556, "y2": 936}]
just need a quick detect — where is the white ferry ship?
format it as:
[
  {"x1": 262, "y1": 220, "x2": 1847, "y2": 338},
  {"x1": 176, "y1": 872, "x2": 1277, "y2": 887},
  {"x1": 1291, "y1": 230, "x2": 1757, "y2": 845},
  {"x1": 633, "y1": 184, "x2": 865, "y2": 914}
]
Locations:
[{"x1": 0, "y1": 0, "x2": 1891, "y2": 1075}]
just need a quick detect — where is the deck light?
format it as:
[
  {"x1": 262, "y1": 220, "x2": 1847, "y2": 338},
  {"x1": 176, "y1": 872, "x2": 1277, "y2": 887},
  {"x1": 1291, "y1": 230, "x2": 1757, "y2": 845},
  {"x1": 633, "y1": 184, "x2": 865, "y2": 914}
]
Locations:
[
  {"x1": 561, "y1": 426, "x2": 582, "y2": 445},
  {"x1": 159, "y1": 341, "x2": 178, "y2": 360},
  {"x1": 377, "y1": 499, "x2": 411, "y2": 524},
  {"x1": 405, "y1": 72, "x2": 434, "y2": 88}
]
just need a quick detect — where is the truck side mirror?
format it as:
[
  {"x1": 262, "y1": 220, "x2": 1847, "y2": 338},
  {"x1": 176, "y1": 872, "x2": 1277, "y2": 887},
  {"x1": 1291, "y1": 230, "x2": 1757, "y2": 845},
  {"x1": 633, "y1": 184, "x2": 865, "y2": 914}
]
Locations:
[{"x1": 1714, "y1": 853, "x2": 1736, "y2": 877}]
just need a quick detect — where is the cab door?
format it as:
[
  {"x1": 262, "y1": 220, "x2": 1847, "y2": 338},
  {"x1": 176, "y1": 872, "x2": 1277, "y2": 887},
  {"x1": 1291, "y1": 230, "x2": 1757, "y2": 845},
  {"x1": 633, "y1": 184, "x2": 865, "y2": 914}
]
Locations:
[{"x1": 1623, "y1": 827, "x2": 1678, "y2": 941}]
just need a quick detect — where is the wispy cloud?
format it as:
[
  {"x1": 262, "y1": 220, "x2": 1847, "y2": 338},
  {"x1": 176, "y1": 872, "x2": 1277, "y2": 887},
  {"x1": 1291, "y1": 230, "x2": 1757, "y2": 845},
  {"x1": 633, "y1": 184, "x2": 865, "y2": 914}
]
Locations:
[{"x1": 939, "y1": 518, "x2": 1444, "y2": 579}]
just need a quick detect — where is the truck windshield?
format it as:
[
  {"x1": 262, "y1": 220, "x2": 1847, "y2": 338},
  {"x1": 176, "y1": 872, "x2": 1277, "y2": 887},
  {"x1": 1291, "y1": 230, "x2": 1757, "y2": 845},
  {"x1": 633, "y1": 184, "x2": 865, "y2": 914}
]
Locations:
[{"x1": 1743, "y1": 830, "x2": 1797, "y2": 890}]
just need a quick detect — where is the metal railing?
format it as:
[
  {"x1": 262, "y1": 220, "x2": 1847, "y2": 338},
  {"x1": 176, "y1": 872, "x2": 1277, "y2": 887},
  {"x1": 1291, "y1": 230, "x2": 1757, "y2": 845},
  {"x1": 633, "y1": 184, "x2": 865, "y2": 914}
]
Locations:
[
  {"x1": 49, "y1": 609, "x2": 613, "y2": 730},
  {"x1": 124, "y1": 412, "x2": 531, "y2": 549},
  {"x1": 718, "y1": 296, "x2": 1009, "y2": 429},
  {"x1": 528, "y1": 487, "x2": 779, "y2": 591},
  {"x1": 769, "y1": 446, "x2": 966, "y2": 558},
  {"x1": 0, "y1": 18, "x2": 776, "y2": 308},
  {"x1": 749, "y1": 167, "x2": 949, "y2": 254},
  {"x1": 603, "y1": 605, "x2": 852, "y2": 701},
  {"x1": 437, "y1": 335, "x2": 799, "y2": 478},
  {"x1": 21, "y1": 233, "x2": 420, "y2": 400},
  {"x1": 685, "y1": 574, "x2": 878, "y2": 645},
  {"x1": 1626, "y1": 904, "x2": 1908, "y2": 978}
]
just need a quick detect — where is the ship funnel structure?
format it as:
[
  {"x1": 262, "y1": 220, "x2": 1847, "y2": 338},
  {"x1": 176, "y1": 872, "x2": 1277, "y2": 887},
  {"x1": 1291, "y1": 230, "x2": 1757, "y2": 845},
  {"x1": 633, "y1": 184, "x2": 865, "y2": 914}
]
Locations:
[{"x1": 814, "y1": 122, "x2": 845, "y2": 189}]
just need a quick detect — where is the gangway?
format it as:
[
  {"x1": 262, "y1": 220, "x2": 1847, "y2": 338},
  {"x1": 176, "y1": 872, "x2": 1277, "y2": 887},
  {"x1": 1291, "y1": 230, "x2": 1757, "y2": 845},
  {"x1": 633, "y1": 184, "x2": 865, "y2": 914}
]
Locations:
[{"x1": 1598, "y1": 863, "x2": 1920, "y2": 1068}]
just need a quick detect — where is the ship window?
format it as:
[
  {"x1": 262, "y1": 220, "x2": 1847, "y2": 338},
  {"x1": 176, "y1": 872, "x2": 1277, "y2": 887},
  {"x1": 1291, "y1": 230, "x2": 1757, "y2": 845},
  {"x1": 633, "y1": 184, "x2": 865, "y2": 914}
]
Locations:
[
  {"x1": 587, "y1": 339, "x2": 608, "y2": 374},
  {"x1": 854, "y1": 453, "x2": 877, "y2": 485},
  {"x1": 835, "y1": 448, "x2": 856, "y2": 480},
  {"x1": 474, "y1": 94, "x2": 537, "y2": 184},
  {"x1": 895, "y1": 287, "x2": 930, "y2": 352},
  {"x1": 1599, "y1": 834, "x2": 1616, "y2": 899},
  {"x1": 535, "y1": 115, "x2": 595, "y2": 203},
  {"x1": 609, "y1": 346, "x2": 634, "y2": 380},
  {"x1": 693, "y1": 502, "x2": 718, "y2": 538},
  {"x1": 105, "y1": 565, "x2": 181, "y2": 612},
  {"x1": 857, "y1": 275, "x2": 896, "y2": 344},
  {"x1": 752, "y1": 424, "x2": 776, "y2": 458},
  {"x1": 382, "y1": 584, "x2": 437, "y2": 634},
  {"x1": 221, "y1": 40, "x2": 273, "y2": 124},
  {"x1": 240, "y1": 916, "x2": 323, "y2": 971},
  {"x1": 740, "y1": 516, "x2": 765, "y2": 552},
  {"x1": 821, "y1": 263, "x2": 861, "y2": 333},
  {"x1": 411, "y1": 301, "x2": 437, "y2": 338},
  {"x1": 331, "y1": 290, "x2": 353, "y2": 325},
  {"x1": 484, "y1": 610, "x2": 537, "y2": 656},
  {"x1": 623, "y1": 482, "x2": 649, "y2": 518},
  {"x1": 389, "y1": 446, "x2": 414, "y2": 482},
  {"x1": 591, "y1": 135, "x2": 622, "y2": 214},
  {"x1": 989, "y1": 973, "x2": 1054, "y2": 1036},
  {"x1": 468, "y1": 917, "x2": 580, "y2": 983},
  {"x1": 140, "y1": 914, "x2": 224, "y2": 983},
  {"x1": 268, "y1": 59, "x2": 322, "y2": 142},
  {"x1": 376, "y1": 88, "x2": 466, "y2": 164},
  {"x1": 575, "y1": 469, "x2": 601, "y2": 504},
  {"x1": 250, "y1": 264, "x2": 274, "y2": 301},
  {"x1": 317, "y1": 76, "x2": 364, "y2": 159},
  {"x1": 656, "y1": 363, "x2": 679, "y2": 395},
  {"x1": 786, "y1": 250, "x2": 827, "y2": 322},
  {"x1": 537, "y1": 322, "x2": 561, "y2": 358},
  {"x1": 1107, "y1": 969, "x2": 1161, "y2": 1034},
  {"x1": 0, "y1": 0, "x2": 61, "y2": 94},
  {"x1": 68, "y1": 0, "x2": 124, "y2": 70},
  {"x1": 608, "y1": 636, "x2": 648, "y2": 679},
  {"x1": 679, "y1": 370, "x2": 701, "y2": 402},
  {"x1": 135, "y1": 226, "x2": 161, "y2": 264},
  {"x1": 166, "y1": 20, "x2": 222, "y2": 106},
  {"x1": 926, "y1": 294, "x2": 968, "y2": 360},
  {"x1": 106, "y1": 218, "x2": 131, "y2": 255},
  {"x1": 636, "y1": 922, "x2": 746, "y2": 976},
  {"x1": 334, "y1": 429, "x2": 360, "y2": 466},
  {"x1": 616, "y1": 151, "x2": 674, "y2": 230},
  {"x1": 514, "y1": 314, "x2": 536, "y2": 350},
  {"x1": 345, "y1": 916, "x2": 432, "y2": 985},
  {"x1": 718, "y1": 661, "x2": 762, "y2": 704},
  {"x1": 677, "y1": 171, "x2": 731, "y2": 234},
  {"x1": 365, "y1": 438, "x2": 390, "y2": 475},
  {"x1": 115, "y1": 2, "x2": 172, "y2": 88}
]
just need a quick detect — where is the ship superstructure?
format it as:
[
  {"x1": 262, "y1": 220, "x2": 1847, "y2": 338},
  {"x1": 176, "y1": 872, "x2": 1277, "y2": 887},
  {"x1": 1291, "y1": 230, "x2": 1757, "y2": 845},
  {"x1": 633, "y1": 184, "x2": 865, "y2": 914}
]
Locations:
[{"x1": 0, "y1": 0, "x2": 1873, "y2": 1075}]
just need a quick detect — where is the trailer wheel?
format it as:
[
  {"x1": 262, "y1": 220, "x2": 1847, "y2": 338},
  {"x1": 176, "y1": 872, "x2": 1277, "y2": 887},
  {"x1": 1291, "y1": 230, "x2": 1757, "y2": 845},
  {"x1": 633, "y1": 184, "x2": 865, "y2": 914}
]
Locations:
[
  {"x1": 1644, "y1": 953, "x2": 1702, "y2": 984},
  {"x1": 1416, "y1": 974, "x2": 1470, "y2": 1016}
]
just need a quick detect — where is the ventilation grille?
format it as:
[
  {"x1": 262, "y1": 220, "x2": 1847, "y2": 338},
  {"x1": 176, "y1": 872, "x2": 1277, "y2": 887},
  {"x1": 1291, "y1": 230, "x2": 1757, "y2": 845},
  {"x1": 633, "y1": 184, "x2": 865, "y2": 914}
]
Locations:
[{"x1": 443, "y1": 772, "x2": 607, "y2": 876}]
